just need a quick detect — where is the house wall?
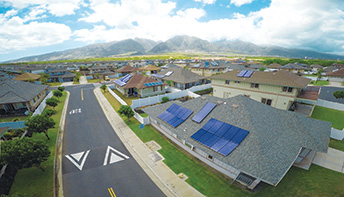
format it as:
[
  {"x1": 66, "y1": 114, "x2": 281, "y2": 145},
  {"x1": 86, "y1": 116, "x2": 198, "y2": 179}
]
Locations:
[
  {"x1": 140, "y1": 85, "x2": 165, "y2": 97},
  {"x1": 28, "y1": 90, "x2": 47, "y2": 111},
  {"x1": 328, "y1": 76, "x2": 344, "y2": 82},
  {"x1": 212, "y1": 78, "x2": 298, "y2": 110},
  {"x1": 190, "y1": 68, "x2": 226, "y2": 77}
]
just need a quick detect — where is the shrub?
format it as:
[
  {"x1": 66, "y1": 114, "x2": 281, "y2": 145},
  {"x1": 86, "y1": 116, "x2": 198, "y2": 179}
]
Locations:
[
  {"x1": 57, "y1": 86, "x2": 65, "y2": 92},
  {"x1": 43, "y1": 109, "x2": 56, "y2": 117},
  {"x1": 162, "y1": 96, "x2": 169, "y2": 103}
]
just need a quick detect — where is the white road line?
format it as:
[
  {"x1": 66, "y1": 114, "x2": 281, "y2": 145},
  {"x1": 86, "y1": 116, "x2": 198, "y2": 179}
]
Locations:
[
  {"x1": 65, "y1": 150, "x2": 90, "y2": 171},
  {"x1": 103, "y1": 146, "x2": 129, "y2": 166}
]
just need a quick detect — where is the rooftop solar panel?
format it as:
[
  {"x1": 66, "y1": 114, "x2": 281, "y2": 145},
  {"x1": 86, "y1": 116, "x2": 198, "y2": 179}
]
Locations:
[
  {"x1": 152, "y1": 74, "x2": 165, "y2": 78},
  {"x1": 237, "y1": 70, "x2": 247, "y2": 77},
  {"x1": 243, "y1": 70, "x2": 254, "y2": 78},
  {"x1": 114, "y1": 79, "x2": 126, "y2": 86},
  {"x1": 158, "y1": 103, "x2": 193, "y2": 128},
  {"x1": 192, "y1": 102, "x2": 216, "y2": 123},
  {"x1": 190, "y1": 119, "x2": 249, "y2": 156},
  {"x1": 165, "y1": 71, "x2": 173, "y2": 76}
]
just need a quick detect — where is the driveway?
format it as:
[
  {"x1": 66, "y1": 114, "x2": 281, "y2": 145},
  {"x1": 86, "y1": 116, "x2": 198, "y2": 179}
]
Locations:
[{"x1": 312, "y1": 147, "x2": 344, "y2": 173}]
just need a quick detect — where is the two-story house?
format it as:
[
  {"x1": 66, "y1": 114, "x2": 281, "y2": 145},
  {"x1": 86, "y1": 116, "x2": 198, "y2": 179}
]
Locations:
[{"x1": 211, "y1": 70, "x2": 311, "y2": 110}]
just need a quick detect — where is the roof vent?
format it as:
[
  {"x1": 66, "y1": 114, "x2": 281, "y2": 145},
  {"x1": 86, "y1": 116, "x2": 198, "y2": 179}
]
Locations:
[
  {"x1": 232, "y1": 104, "x2": 239, "y2": 108},
  {"x1": 217, "y1": 100, "x2": 223, "y2": 105}
]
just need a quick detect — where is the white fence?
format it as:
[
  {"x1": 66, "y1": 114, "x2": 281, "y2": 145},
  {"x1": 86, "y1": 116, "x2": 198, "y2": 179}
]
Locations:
[
  {"x1": 107, "y1": 87, "x2": 150, "y2": 125},
  {"x1": 130, "y1": 84, "x2": 211, "y2": 109},
  {"x1": 32, "y1": 91, "x2": 53, "y2": 116},
  {"x1": 331, "y1": 128, "x2": 344, "y2": 140},
  {"x1": 316, "y1": 99, "x2": 344, "y2": 111}
]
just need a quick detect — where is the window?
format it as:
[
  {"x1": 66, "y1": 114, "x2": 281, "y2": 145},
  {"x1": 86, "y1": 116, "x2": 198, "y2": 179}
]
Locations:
[
  {"x1": 234, "y1": 81, "x2": 240, "y2": 83},
  {"x1": 243, "y1": 94, "x2": 250, "y2": 98},
  {"x1": 261, "y1": 98, "x2": 272, "y2": 106},
  {"x1": 225, "y1": 80, "x2": 230, "y2": 85},
  {"x1": 282, "y1": 86, "x2": 293, "y2": 93},
  {"x1": 153, "y1": 86, "x2": 158, "y2": 92},
  {"x1": 250, "y1": 83, "x2": 259, "y2": 88},
  {"x1": 208, "y1": 155, "x2": 213, "y2": 160}
]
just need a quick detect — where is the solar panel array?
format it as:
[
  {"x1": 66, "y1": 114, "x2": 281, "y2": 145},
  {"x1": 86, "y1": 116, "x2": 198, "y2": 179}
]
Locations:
[
  {"x1": 237, "y1": 70, "x2": 254, "y2": 78},
  {"x1": 211, "y1": 62, "x2": 219, "y2": 66},
  {"x1": 191, "y1": 118, "x2": 249, "y2": 156},
  {"x1": 144, "y1": 81, "x2": 163, "y2": 87},
  {"x1": 152, "y1": 74, "x2": 165, "y2": 78},
  {"x1": 192, "y1": 102, "x2": 216, "y2": 123},
  {"x1": 165, "y1": 71, "x2": 173, "y2": 76},
  {"x1": 114, "y1": 74, "x2": 133, "y2": 86},
  {"x1": 114, "y1": 79, "x2": 126, "y2": 86},
  {"x1": 158, "y1": 103, "x2": 193, "y2": 128}
]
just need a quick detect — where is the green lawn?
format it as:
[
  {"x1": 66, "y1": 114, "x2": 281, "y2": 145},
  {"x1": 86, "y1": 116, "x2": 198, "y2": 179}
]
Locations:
[
  {"x1": 311, "y1": 106, "x2": 344, "y2": 151},
  {"x1": 87, "y1": 78, "x2": 103, "y2": 83},
  {"x1": 103, "y1": 91, "x2": 344, "y2": 196},
  {"x1": 110, "y1": 88, "x2": 137, "y2": 105},
  {"x1": 309, "y1": 80, "x2": 329, "y2": 86},
  {"x1": 47, "y1": 82, "x2": 63, "y2": 86},
  {"x1": 9, "y1": 92, "x2": 67, "y2": 197},
  {"x1": 0, "y1": 115, "x2": 30, "y2": 123},
  {"x1": 73, "y1": 81, "x2": 80, "y2": 84}
]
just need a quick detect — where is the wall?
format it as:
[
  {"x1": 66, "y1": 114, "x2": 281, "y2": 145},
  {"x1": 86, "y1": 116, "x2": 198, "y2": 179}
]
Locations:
[
  {"x1": 130, "y1": 84, "x2": 211, "y2": 109},
  {"x1": 316, "y1": 99, "x2": 344, "y2": 111},
  {"x1": 32, "y1": 91, "x2": 53, "y2": 116},
  {"x1": 328, "y1": 76, "x2": 344, "y2": 82},
  {"x1": 212, "y1": 79, "x2": 297, "y2": 110},
  {"x1": 140, "y1": 85, "x2": 165, "y2": 97}
]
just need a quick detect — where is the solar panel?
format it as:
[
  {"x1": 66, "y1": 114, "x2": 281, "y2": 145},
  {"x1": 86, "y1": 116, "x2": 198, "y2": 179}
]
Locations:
[
  {"x1": 243, "y1": 70, "x2": 254, "y2": 78},
  {"x1": 165, "y1": 71, "x2": 173, "y2": 76},
  {"x1": 237, "y1": 70, "x2": 247, "y2": 77},
  {"x1": 158, "y1": 104, "x2": 193, "y2": 128},
  {"x1": 191, "y1": 119, "x2": 249, "y2": 156},
  {"x1": 152, "y1": 74, "x2": 164, "y2": 78},
  {"x1": 114, "y1": 79, "x2": 126, "y2": 86},
  {"x1": 205, "y1": 62, "x2": 209, "y2": 68},
  {"x1": 192, "y1": 102, "x2": 216, "y2": 123},
  {"x1": 122, "y1": 74, "x2": 133, "y2": 82}
]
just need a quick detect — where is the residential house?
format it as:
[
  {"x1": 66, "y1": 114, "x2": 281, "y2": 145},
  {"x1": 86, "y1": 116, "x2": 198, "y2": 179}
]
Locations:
[
  {"x1": 89, "y1": 66, "x2": 108, "y2": 73},
  {"x1": 211, "y1": 70, "x2": 311, "y2": 110},
  {"x1": 326, "y1": 68, "x2": 344, "y2": 84},
  {"x1": 310, "y1": 64, "x2": 322, "y2": 73},
  {"x1": 113, "y1": 74, "x2": 165, "y2": 97},
  {"x1": 143, "y1": 95, "x2": 330, "y2": 190},
  {"x1": 0, "y1": 79, "x2": 49, "y2": 114},
  {"x1": 116, "y1": 65, "x2": 138, "y2": 76},
  {"x1": 190, "y1": 61, "x2": 228, "y2": 77},
  {"x1": 47, "y1": 69, "x2": 75, "y2": 82},
  {"x1": 14, "y1": 73, "x2": 41, "y2": 82},
  {"x1": 266, "y1": 63, "x2": 282, "y2": 71},
  {"x1": 138, "y1": 64, "x2": 161, "y2": 75},
  {"x1": 281, "y1": 63, "x2": 309, "y2": 74},
  {"x1": 153, "y1": 67, "x2": 208, "y2": 90}
]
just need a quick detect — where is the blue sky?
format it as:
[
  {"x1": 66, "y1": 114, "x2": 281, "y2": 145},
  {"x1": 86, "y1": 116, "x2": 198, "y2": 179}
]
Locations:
[{"x1": 0, "y1": 0, "x2": 343, "y2": 61}]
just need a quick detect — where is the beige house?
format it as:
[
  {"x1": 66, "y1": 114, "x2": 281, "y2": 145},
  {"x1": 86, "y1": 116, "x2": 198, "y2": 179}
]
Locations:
[
  {"x1": 211, "y1": 70, "x2": 311, "y2": 110},
  {"x1": 0, "y1": 79, "x2": 49, "y2": 114},
  {"x1": 113, "y1": 74, "x2": 165, "y2": 97},
  {"x1": 327, "y1": 68, "x2": 344, "y2": 83}
]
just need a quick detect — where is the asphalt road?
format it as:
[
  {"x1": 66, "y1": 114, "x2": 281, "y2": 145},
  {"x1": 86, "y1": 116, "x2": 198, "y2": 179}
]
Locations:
[{"x1": 62, "y1": 84, "x2": 164, "y2": 197}]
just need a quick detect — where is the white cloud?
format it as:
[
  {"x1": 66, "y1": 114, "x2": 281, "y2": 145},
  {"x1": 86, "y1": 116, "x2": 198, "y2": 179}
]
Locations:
[
  {"x1": 0, "y1": 10, "x2": 71, "y2": 53},
  {"x1": 1, "y1": 0, "x2": 83, "y2": 16},
  {"x1": 194, "y1": 0, "x2": 217, "y2": 5},
  {"x1": 230, "y1": 0, "x2": 254, "y2": 7}
]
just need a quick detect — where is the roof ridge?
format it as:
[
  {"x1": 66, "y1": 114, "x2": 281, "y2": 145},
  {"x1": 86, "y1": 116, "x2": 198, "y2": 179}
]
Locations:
[{"x1": 1, "y1": 90, "x2": 28, "y2": 102}]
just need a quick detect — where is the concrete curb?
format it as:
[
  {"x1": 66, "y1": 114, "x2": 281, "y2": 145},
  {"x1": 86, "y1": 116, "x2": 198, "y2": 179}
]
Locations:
[
  {"x1": 54, "y1": 91, "x2": 70, "y2": 197},
  {"x1": 93, "y1": 88, "x2": 178, "y2": 197}
]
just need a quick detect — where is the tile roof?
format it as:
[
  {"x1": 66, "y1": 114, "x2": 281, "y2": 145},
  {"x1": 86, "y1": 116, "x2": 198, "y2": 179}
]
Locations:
[
  {"x1": 211, "y1": 70, "x2": 311, "y2": 88},
  {"x1": 157, "y1": 67, "x2": 207, "y2": 84},
  {"x1": 14, "y1": 73, "x2": 41, "y2": 81},
  {"x1": 143, "y1": 95, "x2": 331, "y2": 185},
  {"x1": 138, "y1": 64, "x2": 161, "y2": 71},
  {"x1": 0, "y1": 79, "x2": 48, "y2": 104},
  {"x1": 116, "y1": 65, "x2": 137, "y2": 73},
  {"x1": 326, "y1": 68, "x2": 344, "y2": 77}
]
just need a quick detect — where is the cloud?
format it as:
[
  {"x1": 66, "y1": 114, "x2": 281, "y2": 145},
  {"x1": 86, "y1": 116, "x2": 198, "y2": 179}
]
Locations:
[
  {"x1": 0, "y1": 10, "x2": 71, "y2": 53},
  {"x1": 2, "y1": 0, "x2": 83, "y2": 16},
  {"x1": 230, "y1": 0, "x2": 254, "y2": 7},
  {"x1": 194, "y1": 0, "x2": 217, "y2": 5}
]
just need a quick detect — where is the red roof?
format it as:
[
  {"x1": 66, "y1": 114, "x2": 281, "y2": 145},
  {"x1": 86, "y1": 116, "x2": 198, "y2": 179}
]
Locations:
[
  {"x1": 123, "y1": 74, "x2": 164, "y2": 89},
  {"x1": 327, "y1": 68, "x2": 344, "y2": 77}
]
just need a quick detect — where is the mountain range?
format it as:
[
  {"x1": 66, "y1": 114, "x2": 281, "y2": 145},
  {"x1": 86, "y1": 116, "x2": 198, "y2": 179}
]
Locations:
[{"x1": 9, "y1": 35, "x2": 344, "y2": 62}]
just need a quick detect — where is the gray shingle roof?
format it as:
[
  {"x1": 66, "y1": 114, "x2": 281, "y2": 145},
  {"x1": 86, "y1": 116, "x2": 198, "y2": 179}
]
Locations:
[
  {"x1": 157, "y1": 67, "x2": 207, "y2": 84},
  {"x1": 0, "y1": 79, "x2": 48, "y2": 104},
  {"x1": 143, "y1": 95, "x2": 331, "y2": 185}
]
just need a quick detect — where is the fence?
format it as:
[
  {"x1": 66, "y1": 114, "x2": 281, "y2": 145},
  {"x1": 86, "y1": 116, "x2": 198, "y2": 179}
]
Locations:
[
  {"x1": 188, "y1": 83, "x2": 212, "y2": 92},
  {"x1": 107, "y1": 87, "x2": 150, "y2": 125},
  {"x1": 316, "y1": 99, "x2": 344, "y2": 111},
  {"x1": 32, "y1": 91, "x2": 53, "y2": 116},
  {"x1": 331, "y1": 128, "x2": 344, "y2": 140}
]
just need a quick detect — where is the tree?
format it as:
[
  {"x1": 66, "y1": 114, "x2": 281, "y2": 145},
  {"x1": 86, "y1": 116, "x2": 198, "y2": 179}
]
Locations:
[
  {"x1": 333, "y1": 91, "x2": 344, "y2": 99},
  {"x1": 27, "y1": 78, "x2": 34, "y2": 83},
  {"x1": 46, "y1": 97, "x2": 58, "y2": 109},
  {"x1": 43, "y1": 108, "x2": 56, "y2": 117},
  {"x1": 0, "y1": 138, "x2": 50, "y2": 171},
  {"x1": 40, "y1": 77, "x2": 48, "y2": 85},
  {"x1": 53, "y1": 90, "x2": 62, "y2": 100},
  {"x1": 162, "y1": 96, "x2": 169, "y2": 103},
  {"x1": 166, "y1": 80, "x2": 173, "y2": 86},
  {"x1": 101, "y1": 84, "x2": 107, "y2": 93},
  {"x1": 58, "y1": 86, "x2": 65, "y2": 92},
  {"x1": 259, "y1": 67, "x2": 266, "y2": 71},
  {"x1": 118, "y1": 105, "x2": 134, "y2": 121},
  {"x1": 316, "y1": 68, "x2": 323, "y2": 79},
  {"x1": 25, "y1": 114, "x2": 55, "y2": 140}
]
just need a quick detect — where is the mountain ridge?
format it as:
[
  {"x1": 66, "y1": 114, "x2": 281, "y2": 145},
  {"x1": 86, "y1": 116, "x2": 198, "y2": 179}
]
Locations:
[{"x1": 8, "y1": 35, "x2": 344, "y2": 62}]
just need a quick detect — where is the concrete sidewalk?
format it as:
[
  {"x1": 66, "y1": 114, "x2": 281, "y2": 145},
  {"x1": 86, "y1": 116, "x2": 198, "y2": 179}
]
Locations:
[
  {"x1": 79, "y1": 76, "x2": 87, "y2": 84},
  {"x1": 313, "y1": 147, "x2": 344, "y2": 173},
  {"x1": 94, "y1": 88, "x2": 203, "y2": 197}
]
